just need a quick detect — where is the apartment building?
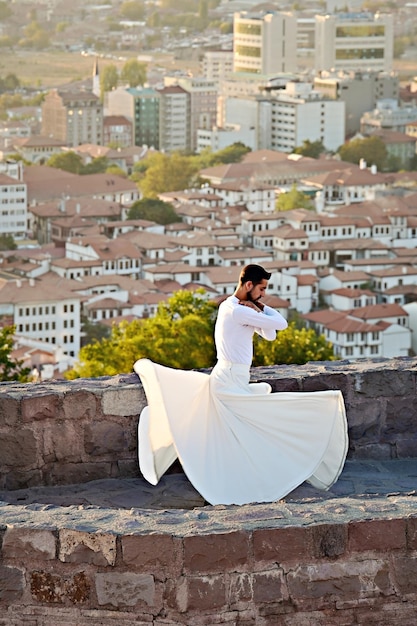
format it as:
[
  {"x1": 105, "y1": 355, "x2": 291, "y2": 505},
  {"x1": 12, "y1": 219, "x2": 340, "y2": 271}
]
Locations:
[
  {"x1": 315, "y1": 12, "x2": 394, "y2": 73},
  {"x1": 105, "y1": 86, "x2": 160, "y2": 149},
  {"x1": 157, "y1": 85, "x2": 191, "y2": 153},
  {"x1": 42, "y1": 89, "x2": 103, "y2": 147},
  {"x1": 0, "y1": 275, "x2": 82, "y2": 359},
  {"x1": 314, "y1": 70, "x2": 399, "y2": 136},
  {"x1": 233, "y1": 10, "x2": 297, "y2": 75},
  {"x1": 0, "y1": 173, "x2": 27, "y2": 239},
  {"x1": 103, "y1": 115, "x2": 133, "y2": 147},
  {"x1": 360, "y1": 99, "x2": 417, "y2": 134},
  {"x1": 201, "y1": 49, "x2": 234, "y2": 82}
]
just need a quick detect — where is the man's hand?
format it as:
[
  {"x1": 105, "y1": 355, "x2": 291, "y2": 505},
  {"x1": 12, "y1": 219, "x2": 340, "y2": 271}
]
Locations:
[{"x1": 239, "y1": 300, "x2": 264, "y2": 312}]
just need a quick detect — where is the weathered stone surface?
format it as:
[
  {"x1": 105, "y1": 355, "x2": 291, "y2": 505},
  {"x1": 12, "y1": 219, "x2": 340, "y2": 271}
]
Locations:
[
  {"x1": 175, "y1": 575, "x2": 226, "y2": 612},
  {"x1": 406, "y1": 517, "x2": 417, "y2": 550},
  {"x1": 21, "y1": 393, "x2": 61, "y2": 422},
  {"x1": 2, "y1": 528, "x2": 56, "y2": 560},
  {"x1": 228, "y1": 572, "x2": 252, "y2": 605},
  {"x1": 0, "y1": 565, "x2": 25, "y2": 603},
  {"x1": 253, "y1": 527, "x2": 312, "y2": 565},
  {"x1": 395, "y1": 436, "x2": 417, "y2": 458},
  {"x1": 95, "y1": 572, "x2": 155, "y2": 608},
  {"x1": 43, "y1": 421, "x2": 83, "y2": 463},
  {"x1": 348, "y1": 519, "x2": 406, "y2": 552},
  {"x1": 301, "y1": 373, "x2": 351, "y2": 397},
  {"x1": 101, "y1": 388, "x2": 143, "y2": 417},
  {"x1": 252, "y1": 570, "x2": 288, "y2": 604},
  {"x1": 0, "y1": 395, "x2": 20, "y2": 427},
  {"x1": 84, "y1": 421, "x2": 127, "y2": 456},
  {"x1": 312, "y1": 524, "x2": 347, "y2": 559},
  {"x1": 353, "y1": 370, "x2": 415, "y2": 398},
  {"x1": 183, "y1": 531, "x2": 249, "y2": 573},
  {"x1": 4, "y1": 468, "x2": 43, "y2": 490},
  {"x1": 347, "y1": 399, "x2": 384, "y2": 441},
  {"x1": 59, "y1": 529, "x2": 116, "y2": 566},
  {"x1": 62, "y1": 390, "x2": 97, "y2": 420},
  {"x1": 0, "y1": 430, "x2": 37, "y2": 468},
  {"x1": 391, "y1": 556, "x2": 417, "y2": 594},
  {"x1": 287, "y1": 560, "x2": 393, "y2": 602},
  {"x1": 122, "y1": 534, "x2": 180, "y2": 576},
  {"x1": 30, "y1": 570, "x2": 91, "y2": 604},
  {"x1": 48, "y1": 461, "x2": 111, "y2": 486},
  {"x1": 385, "y1": 397, "x2": 417, "y2": 434}
]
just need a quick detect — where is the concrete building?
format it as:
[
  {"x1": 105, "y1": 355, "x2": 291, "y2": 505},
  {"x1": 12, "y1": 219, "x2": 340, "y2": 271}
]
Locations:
[
  {"x1": 103, "y1": 115, "x2": 133, "y2": 147},
  {"x1": 201, "y1": 49, "x2": 234, "y2": 82},
  {"x1": 233, "y1": 10, "x2": 297, "y2": 75},
  {"x1": 41, "y1": 89, "x2": 103, "y2": 147},
  {"x1": 360, "y1": 99, "x2": 417, "y2": 134},
  {"x1": 0, "y1": 172, "x2": 27, "y2": 239},
  {"x1": 157, "y1": 85, "x2": 191, "y2": 153},
  {"x1": 197, "y1": 124, "x2": 256, "y2": 153},
  {"x1": 315, "y1": 12, "x2": 394, "y2": 73},
  {"x1": 105, "y1": 87, "x2": 160, "y2": 149},
  {"x1": 314, "y1": 70, "x2": 399, "y2": 136}
]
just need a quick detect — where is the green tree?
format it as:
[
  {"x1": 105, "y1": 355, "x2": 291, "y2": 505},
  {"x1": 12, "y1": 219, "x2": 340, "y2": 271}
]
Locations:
[
  {"x1": 66, "y1": 290, "x2": 218, "y2": 378},
  {"x1": 127, "y1": 198, "x2": 180, "y2": 224},
  {"x1": 20, "y1": 21, "x2": 50, "y2": 50},
  {"x1": 0, "y1": 234, "x2": 16, "y2": 250},
  {"x1": 100, "y1": 64, "x2": 118, "y2": 101},
  {"x1": 212, "y1": 142, "x2": 251, "y2": 165},
  {"x1": 81, "y1": 156, "x2": 109, "y2": 175},
  {"x1": 294, "y1": 139, "x2": 325, "y2": 159},
  {"x1": 338, "y1": 135, "x2": 387, "y2": 171},
  {"x1": 81, "y1": 316, "x2": 111, "y2": 348},
  {"x1": 139, "y1": 152, "x2": 199, "y2": 197},
  {"x1": 120, "y1": 0, "x2": 145, "y2": 20},
  {"x1": 47, "y1": 151, "x2": 83, "y2": 174},
  {"x1": 276, "y1": 183, "x2": 314, "y2": 211},
  {"x1": 0, "y1": 1, "x2": 12, "y2": 20},
  {"x1": 253, "y1": 321, "x2": 336, "y2": 366},
  {"x1": 106, "y1": 164, "x2": 128, "y2": 177},
  {"x1": 120, "y1": 59, "x2": 146, "y2": 88},
  {"x1": 0, "y1": 326, "x2": 31, "y2": 382}
]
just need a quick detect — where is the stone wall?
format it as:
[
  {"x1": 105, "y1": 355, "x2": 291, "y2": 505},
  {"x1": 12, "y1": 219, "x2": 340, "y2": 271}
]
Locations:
[
  {"x1": 1, "y1": 357, "x2": 417, "y2": 491},
  {"x1": 1, "y1": 357, "x2": 417, "y2": 625}
]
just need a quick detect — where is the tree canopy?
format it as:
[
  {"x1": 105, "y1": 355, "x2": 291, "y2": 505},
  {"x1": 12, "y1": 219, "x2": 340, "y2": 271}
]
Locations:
[
  {"x1": 293, "y1": 139, "x2": 325, "y2": 159},
  {"x1": 337, "y1": 135, "x2": 387, "y2": 171},
  {"x1": 120, "y1": 59, "x2": 146, "y2": 88},
  {"x1": 127, "y1": 198, "x2": 180, "y2": 224},
  {"x1": 66, "y1": 291, "x2": 337, "y2": 379},
  {"x1": 137, "y1": 152, "x2": 200, "y2": 198},
  {"x1": 47, "y1": 151, "x2": 83, "y2": 174},
  {"x1": 0, "y1": 326, "x2": 30, "y2": 382},
  {"x1": 120, "y1": 0, "x2": 146, "y2": 20},
  {"x1": 276, "y1": 183, "x2": 314, "y2": 211},
  {"x1": 100, "y1": 64, "x2": 118, "y2": 100}
]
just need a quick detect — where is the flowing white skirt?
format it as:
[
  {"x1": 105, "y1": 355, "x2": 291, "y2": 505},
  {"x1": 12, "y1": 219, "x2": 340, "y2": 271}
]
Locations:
[{"x1": 134, "y1": 358, "x2": 348, "y2": 506}]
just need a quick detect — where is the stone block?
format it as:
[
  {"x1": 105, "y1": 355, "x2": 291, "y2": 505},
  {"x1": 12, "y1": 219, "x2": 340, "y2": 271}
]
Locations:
[
  {"x1": 2, "y1": 528, "x2": 56, "y2": 560},
  {"x1": 301, "y1": 373, "x2": 351, "y2": 397},
  {"x1": 385, "y1": 397, "x2": 417, "y2": 434},
  {"x1": 253, "y1": 570, "x2": 288, "y2": 604},
  {"x1": 62, "y1": 390, "x2": 98, "y2": 420},
  {"x1": 311, "y1": 524, "x2": 347, "y2": 559},
  {"x1": 43, "y1": 421, "x2": 83, "y2": 463},
  {"x1": 349, "y1": 443, "x2": 392, "y2": 460},
  {"x1": 59, "y1": 529, "x2": 116, "y2": 566},
  {"x1": 21, "y1": 393, "x2": 62, "y2": 422},
  {"x1": 228, "y1": 572, "x2": 252, "y2": 605},
  {"x1": 287, "y1": 559, "x2": 392, "y2": 603},
  {"x1": 0, "y1": 565, "x2": 25, "y2": 603},
  {"x1": 253, "y1": 527, "x2": 312, "y2": 565},
  {"x1": 346, "y1": 399, "x2": 384, "y2": 441},
  {"x1": 48, "y1": 461, "x2": 111, "y2": 486},
  {"x1": 353, "y1": 370, "x2": 415, "y2": 398},
  {"x1": 30, "y1": 570, "x2": 91, "y2": 604},
  {"x1": 84, "y1": 421, "x2": 127, "y2": 456},
  {"x1": 175, "y1": 575, "x2": 226, "y2": 612},
  {"x1": 95, "y1": 572, "x2": 155, "y2": 608},
  {"x1": 4, "y1": 469, "x2": 43, "y2": 490},
  {"x1": 0, "y1": 430, "x2": 38, "y2": 468},
  {"x1": 183, "y1": 531, "x2": 249, "y2": 573},
  {"x1": 101, "y1": 388, "x2": 143, "y2": 417},
  {"x1": 122, "y1": 534, "x2": 181, "y2": 577},
  {"x1": 395, "y1": 436, "x2": 417, "y2": 458},
  {"x1": 348, "y1": 519, "x2": 406, "y2": 552},
  {"x1": 406, "y1": 517, "x2": 417, "y2": 550},
  {"x1": 0, "y1": 395, "x2": 20, "y2": 427},
  {"x1": 391, "y1": 556, "x2": 417, "y2": 595}
]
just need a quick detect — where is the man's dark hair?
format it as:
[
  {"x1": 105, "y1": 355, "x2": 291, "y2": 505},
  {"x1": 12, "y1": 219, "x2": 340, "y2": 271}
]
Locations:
[{"x1": 239, "y1": 264, "x2": 271, "y2": 286}]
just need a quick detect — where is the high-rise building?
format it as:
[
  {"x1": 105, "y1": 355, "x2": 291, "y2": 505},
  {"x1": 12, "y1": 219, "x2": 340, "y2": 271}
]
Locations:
[
  {"x1": 201, "y1": 50, "x2": 234, "y2": 82},
  {"x1": 233, "y1": 10, "x2": 297, "y2": 75},
  {"x1": 105, "y1": 87, "x2": 160, "y2": 149},
  {"x1": 315, "y1": 12, "x2": 394, "y2": 73},
  {"x1": 157, "y1": 85, "x2": 191, "y2": 153},
  {"x1": 0, "y1": 173, "x2": 27, "y2": 239},
  {"x1": 42, "y1": 89, "x2": 103, "y2": 147}
]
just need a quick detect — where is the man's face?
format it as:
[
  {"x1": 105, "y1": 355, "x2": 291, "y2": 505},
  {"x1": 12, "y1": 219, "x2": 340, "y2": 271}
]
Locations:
[{"x1": 247, "y1": 278, "x2": 268, "y2": 302}]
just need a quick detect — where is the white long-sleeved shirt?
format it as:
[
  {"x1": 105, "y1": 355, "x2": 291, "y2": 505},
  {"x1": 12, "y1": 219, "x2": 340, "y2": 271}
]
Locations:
[{"x1": 214, "y1": 295, "x2": 288, "y2": 365}]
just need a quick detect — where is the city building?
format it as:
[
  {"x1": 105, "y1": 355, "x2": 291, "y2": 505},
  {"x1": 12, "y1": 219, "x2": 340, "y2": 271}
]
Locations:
[
  {"x1": 157, "y1": 85, "x2": 191, "y2": 153},
  {"x1": 233, "y1": 10, "x2": 297, "y2": 75},
  {"x1": 314, "y1": 70, "x2": 399, "y2": 136},
  {"x1": 315, "y1": 12, "x2": 394, "y2": 73},
  {"x1": 42, "y1": 89, "x2": 103, "y2": 147},
  {"x1": 201, "y1": 49, "x2": 234, "y2": 82},
  {"x1": 103, "y1": 115, "x2": 133, "y2": 147},
  {"x1": 360, "y1": 99, "x2": 417, "y2": 134},
  {"x1": 105, "y1": 87, "x2": 160, "y2": 149},
  {"x1": 0, "y1": 172, "x2": 27, "y2": 239}
]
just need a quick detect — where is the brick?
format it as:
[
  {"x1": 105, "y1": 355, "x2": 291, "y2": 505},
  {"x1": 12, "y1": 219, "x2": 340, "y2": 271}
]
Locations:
[
  {"x1": 122, "y1": 534, "x2": 181, "y2": 577},
  {"x1": 0, "y1": 429, "x2": 37, "y2": 468},
  {"x1": 175, "y1": 575, "x2": 226, "y2": 612},
  {"x1": 183, "y1": 531, "x2": 249, "y2": 573},
  {"x1": 21, "y1": 393, "x2": 62, "y2": 422},
  {"x1": 101, "y1": 387, "x2": 143, "y2": 417},
  {"x1": 59, "y1": 529, "x2": 116, "y2": 566},
  {"x1": 62, "y1": 390, "x2": 97, "y2": 420},
  {"x1": 253, "y1": 527, "x2": 312, "y2": 565},
  {"x1": 0, "y1": 395, "x2": 20, "y2": 426},
  {"x1": 0, "y1": 565, "x2": 25, "y2": 603},
  {"x1": 348, "y1": 519, "x2": 406, "y2": 552},
  {"x1": 95, "y1": 572, "x2": 155, "y2": 608},
  {"x1": 2, "y1": 528, "x2": 56, "y2": 560},
  {"x1": 84, "y1": 421, "x2": 127, "y2": 456},
  {"x1": 287, "y1": 560, "x2": 392, "y2": 603},
  {"x1": 253, "y1": 570, "x2": 288, "y2": 604}
]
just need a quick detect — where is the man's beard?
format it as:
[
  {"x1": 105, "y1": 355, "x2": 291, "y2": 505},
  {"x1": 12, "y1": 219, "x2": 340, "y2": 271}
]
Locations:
[{"x1": 247, "y1": 288, "x2": 260, "y2": 303}]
